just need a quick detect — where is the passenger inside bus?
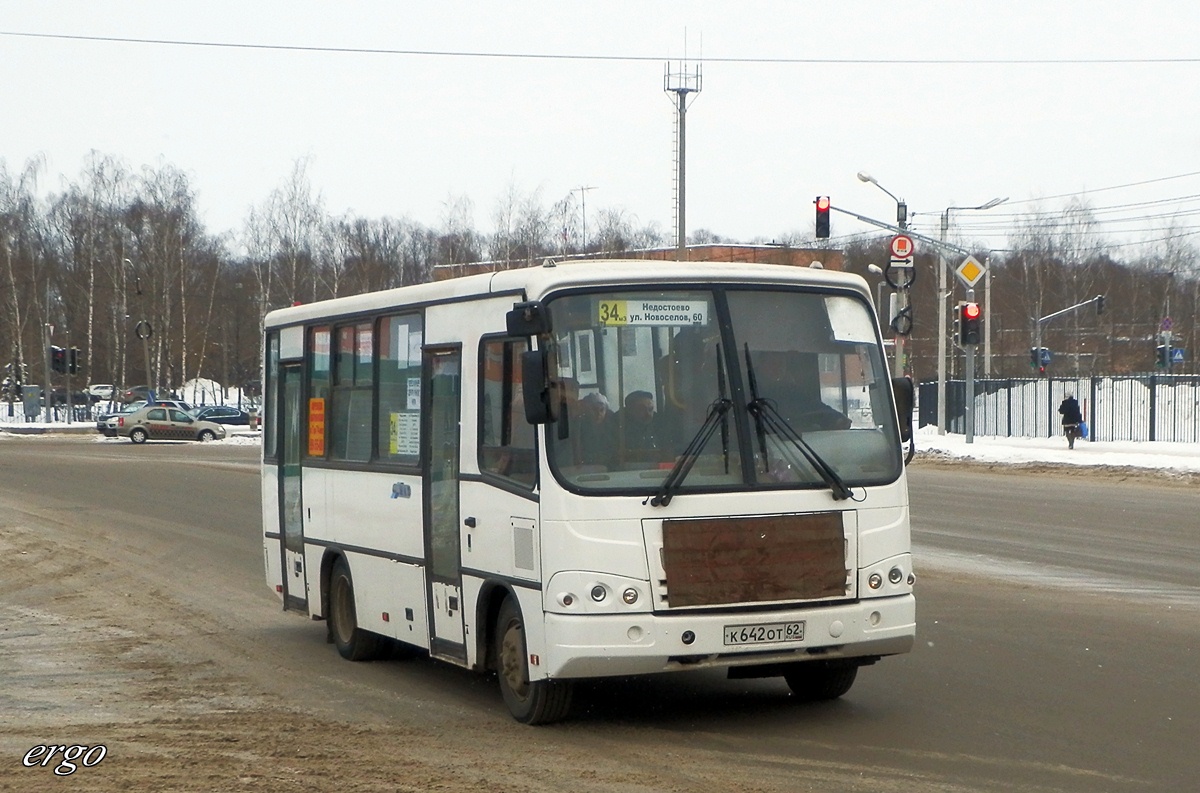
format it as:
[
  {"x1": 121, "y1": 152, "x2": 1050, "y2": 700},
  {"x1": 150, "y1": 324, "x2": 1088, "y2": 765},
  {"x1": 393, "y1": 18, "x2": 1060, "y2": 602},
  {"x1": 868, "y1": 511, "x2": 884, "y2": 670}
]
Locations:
[{"x1": 616, "y1": 390, "x2": 663, "y2": 464}]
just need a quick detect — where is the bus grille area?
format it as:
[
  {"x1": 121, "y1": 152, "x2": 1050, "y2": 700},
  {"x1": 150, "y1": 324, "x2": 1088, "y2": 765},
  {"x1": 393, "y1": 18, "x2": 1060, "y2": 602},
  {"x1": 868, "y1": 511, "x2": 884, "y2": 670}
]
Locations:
[{"x1": 654, "y1": 512, "x2": 851, "y2": 609}]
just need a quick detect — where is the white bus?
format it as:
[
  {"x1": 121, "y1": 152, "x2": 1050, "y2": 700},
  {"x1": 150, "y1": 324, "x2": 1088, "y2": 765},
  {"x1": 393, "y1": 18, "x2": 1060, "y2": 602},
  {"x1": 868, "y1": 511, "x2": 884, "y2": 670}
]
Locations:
[{"x1": 262, "y1": 259, "x2": 915, "y2": 724}]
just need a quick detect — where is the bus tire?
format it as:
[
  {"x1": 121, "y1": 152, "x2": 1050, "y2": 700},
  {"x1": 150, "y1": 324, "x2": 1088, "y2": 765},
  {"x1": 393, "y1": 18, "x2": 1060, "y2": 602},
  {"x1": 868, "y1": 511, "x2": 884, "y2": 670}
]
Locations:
[
  {"x1": 783, "y1": 662, "x2": 858, "y2": 702},
  {"x1": 130, "y1": 428, "x2": 148, "y2": 444},
  {"x1": 495, "y1": 597, "x2": 572, "y2": 725},
  {"x1": 328, "y1": 556, "x2": 381, "y2": 661}
]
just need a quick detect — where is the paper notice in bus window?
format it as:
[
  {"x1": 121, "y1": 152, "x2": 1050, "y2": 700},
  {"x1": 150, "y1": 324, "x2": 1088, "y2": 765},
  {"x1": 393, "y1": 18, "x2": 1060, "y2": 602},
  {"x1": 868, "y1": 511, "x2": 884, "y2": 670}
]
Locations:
[
  {"x1": 307, "y1": 397, "x2": 326, "y2": 456},
  {"x1": 406, "y1": 377, "x2": 421, "y2": 410},
  {"x1": 598, "y1": 299, "x2": 708, "y2": 327},
  {"x1": 390, "y1": 412, "x2": 420, "y2": 456}
]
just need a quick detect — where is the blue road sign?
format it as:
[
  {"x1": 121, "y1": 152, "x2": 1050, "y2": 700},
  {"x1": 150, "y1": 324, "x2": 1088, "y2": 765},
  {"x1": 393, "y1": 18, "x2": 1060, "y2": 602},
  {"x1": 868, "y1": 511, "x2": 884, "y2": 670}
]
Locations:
[
  {"x1": 1039, "y1": 348, "x2": 1052, "y2": 364},
  {"x1": 1171, "y1": 347, "x2": 1185, "y2": 363}
]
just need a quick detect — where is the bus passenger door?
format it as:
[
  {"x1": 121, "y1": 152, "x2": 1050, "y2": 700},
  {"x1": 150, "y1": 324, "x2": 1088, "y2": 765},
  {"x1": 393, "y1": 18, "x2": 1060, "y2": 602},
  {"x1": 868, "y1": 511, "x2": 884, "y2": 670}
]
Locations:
[
  {"x1": 423, "y1": 347, "x2": 466, "y2": 660},
  {"x1": 278, "y1": 363, "x2": 308, "y2": 610}
]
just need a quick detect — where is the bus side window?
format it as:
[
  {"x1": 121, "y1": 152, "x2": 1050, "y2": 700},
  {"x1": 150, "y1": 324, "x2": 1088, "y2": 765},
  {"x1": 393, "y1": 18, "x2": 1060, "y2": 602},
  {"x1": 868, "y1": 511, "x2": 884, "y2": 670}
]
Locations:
[
  {"x1": 479, "y1": 337, "x2": 536, "y2": 487},
  {"x1": 377, "y1": 314, "x2": 423, "y2": 466}
]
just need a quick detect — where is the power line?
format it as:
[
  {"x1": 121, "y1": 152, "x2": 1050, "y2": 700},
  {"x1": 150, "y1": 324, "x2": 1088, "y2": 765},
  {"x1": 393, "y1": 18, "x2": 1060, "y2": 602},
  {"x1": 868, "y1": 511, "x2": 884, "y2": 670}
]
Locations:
[
  {"x1": 3, "y1": 30, "x2": 1200, "y2": 65},
  {"x1": 1002, "y1": 171, "x2": 1200, "y2": 205}
]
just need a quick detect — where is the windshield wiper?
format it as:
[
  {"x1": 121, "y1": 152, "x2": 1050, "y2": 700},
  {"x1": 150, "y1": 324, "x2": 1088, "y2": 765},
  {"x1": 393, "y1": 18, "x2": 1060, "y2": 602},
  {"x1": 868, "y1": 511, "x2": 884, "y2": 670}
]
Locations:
[
  {"x1": 650, "y1": 345, "x2": 732, "y2": 508},
  {"x1": 649, "y1": 397, "x2": 732, "y2": 507},
  {"x1": 743, "y1": 344, "x2": 853, "y2": 501}
]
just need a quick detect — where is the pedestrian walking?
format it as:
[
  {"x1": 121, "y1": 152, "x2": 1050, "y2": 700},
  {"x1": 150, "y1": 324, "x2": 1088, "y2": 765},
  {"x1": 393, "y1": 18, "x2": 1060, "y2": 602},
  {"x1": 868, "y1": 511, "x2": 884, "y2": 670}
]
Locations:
[{"x1": 1058, "y1": 394, "x2": 1084, "y2": 450}]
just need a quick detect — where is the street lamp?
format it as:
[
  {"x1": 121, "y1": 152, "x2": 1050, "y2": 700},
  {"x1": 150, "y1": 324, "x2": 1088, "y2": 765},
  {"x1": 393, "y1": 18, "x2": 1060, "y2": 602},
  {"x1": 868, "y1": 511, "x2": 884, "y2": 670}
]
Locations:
[
  {"x1": 857, "y1": 172, "x2": 907, "y2": 228},
  {"x1": 857, "y1": 172, "x2": 909, "y2": 377},
  {"x1": 936, "y1": 198, "x2": 1007, "y2": 436}
]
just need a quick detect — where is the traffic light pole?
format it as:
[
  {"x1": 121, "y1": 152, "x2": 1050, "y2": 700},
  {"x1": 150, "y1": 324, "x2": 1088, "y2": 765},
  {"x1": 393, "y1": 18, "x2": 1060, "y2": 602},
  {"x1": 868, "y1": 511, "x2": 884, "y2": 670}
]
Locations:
[
  {"x1": 1033, "y1": 295, "x2": 1106, "y2": 376},
  {"x1": 965, "y1": 289, "x2": 976, "y2": 444}
]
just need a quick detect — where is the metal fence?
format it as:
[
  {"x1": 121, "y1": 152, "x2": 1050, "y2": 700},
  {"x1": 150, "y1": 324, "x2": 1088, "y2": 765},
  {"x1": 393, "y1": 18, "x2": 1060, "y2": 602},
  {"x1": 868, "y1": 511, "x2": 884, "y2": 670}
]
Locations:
[{"x1": 919, "y1": 375, "x2": 1200, "y2": 443}]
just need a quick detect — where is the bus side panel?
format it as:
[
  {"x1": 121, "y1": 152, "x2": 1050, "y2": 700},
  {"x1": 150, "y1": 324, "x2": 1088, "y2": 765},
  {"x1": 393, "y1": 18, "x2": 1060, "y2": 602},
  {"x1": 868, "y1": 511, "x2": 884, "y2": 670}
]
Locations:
[
  {"x1": 460, "y1": 482, "x2": 540, "y2": 583},
  {"x1": 345, "y1": 553, "x2": 430, "y2": 647},
  {"x1": 326, "y1": 470, "x2": 424, "y2": 560}
]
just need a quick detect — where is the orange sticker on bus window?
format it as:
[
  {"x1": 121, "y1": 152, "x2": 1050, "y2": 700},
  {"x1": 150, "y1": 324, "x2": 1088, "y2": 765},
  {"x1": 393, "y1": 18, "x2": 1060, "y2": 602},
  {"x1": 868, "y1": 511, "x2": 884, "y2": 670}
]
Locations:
[{"x1": 308, "y1": 397, "x2": 326, "y2": 456}]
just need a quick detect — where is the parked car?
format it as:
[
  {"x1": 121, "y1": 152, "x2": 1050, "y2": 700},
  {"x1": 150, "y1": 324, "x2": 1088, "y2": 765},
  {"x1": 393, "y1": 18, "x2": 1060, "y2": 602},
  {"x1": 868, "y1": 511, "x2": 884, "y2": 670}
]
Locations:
[
  {"x1": 87, "y1": 383, "x2": 115, "y2": 401},
  {"x1": 188, "y1": 405, "x2": 251, "y2": 425},
  {"x1": 118, "y1": 385, "x2": 154, "y2": 404},
  {"x1": 96, "y1": 401, "x2": 148, "y2": 435},
  {"x1": 110, "y1": 405, "x2": 227, "y2": 444}
]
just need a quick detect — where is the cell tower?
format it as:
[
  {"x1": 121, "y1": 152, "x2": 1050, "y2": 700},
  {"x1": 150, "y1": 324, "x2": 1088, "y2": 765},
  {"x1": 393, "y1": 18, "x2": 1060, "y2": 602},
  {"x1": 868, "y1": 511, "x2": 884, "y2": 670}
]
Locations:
[{"x1": 664, "y1": 59, "x2": 702, "y2": 261}]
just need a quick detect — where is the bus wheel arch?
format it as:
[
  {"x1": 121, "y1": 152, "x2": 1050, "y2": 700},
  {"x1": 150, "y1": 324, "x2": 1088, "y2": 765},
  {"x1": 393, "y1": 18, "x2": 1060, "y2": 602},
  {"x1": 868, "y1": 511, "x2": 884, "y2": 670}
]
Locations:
[
  {"x1": 494, "y1": 595, "x2": 573, "y2": 725},
  {"x1": 327, "y1": 554, "x2": 382, "y2": 662}
]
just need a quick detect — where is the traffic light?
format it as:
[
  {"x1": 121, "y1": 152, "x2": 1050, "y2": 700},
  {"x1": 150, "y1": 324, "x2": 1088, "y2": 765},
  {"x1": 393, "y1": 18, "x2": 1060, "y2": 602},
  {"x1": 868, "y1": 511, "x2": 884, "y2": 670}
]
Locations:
[
  {"x1": 1029, "y1": 346, "x2": 1047, "y2": 374},
  {"x1": 1156, "y1": 345, "x2": 1169, "y2": 368},
  {"x1": 814, "y1": 196, "x2": 831, "y2": 239},
  {"x1": 69, "y1": 348, "x2": 80, "y2": 375},
  {"x1": 50, "y1": 345, "x2": 66, "y2": 374},
  {"x1": 1095, "y1": 295, "x2": 1105, "y2": 315},
  {"x1": 958, "y1": 302, "x2": 982, "y2": 345}
]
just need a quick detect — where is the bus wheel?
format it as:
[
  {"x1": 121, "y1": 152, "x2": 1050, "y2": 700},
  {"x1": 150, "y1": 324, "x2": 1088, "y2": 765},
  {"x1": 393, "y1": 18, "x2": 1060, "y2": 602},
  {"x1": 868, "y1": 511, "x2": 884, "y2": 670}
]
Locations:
[
  {"x1": 495, "y1": 597, "x2": 572, "y2": 725},
  {"x1": 783, "y1": 662, "x2": 858, "y2": 702},
  {"x1": 328, "y1": 556, "x2": 381, "y2": 661}
]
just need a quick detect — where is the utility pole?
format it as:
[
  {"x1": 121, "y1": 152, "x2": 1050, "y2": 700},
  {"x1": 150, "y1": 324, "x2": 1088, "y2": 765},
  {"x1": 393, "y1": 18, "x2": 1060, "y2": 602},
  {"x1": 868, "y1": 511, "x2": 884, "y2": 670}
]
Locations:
[
  {"x1": 43, "y1": 323, "x2": 52, "y2": 423},
  {"x1": 664, "y1": 60, "x2": 702, "y2": 262},
  {"x1": 572, "y1": 186, "x2": 597, "y2": 253}
]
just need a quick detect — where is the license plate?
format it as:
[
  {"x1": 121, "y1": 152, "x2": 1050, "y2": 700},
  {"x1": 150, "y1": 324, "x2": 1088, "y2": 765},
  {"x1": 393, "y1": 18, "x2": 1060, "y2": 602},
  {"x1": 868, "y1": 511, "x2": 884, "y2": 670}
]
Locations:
[{"x1": 723, "y1": 620, "x2": 805, "y2": 646}]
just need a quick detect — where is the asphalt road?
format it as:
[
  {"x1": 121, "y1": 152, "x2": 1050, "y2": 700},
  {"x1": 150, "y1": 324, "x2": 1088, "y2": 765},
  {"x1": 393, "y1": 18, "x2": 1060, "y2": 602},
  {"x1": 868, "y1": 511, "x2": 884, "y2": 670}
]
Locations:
[{"x1": 0, "y1": 437, "x2": 1196, "y2": 791}]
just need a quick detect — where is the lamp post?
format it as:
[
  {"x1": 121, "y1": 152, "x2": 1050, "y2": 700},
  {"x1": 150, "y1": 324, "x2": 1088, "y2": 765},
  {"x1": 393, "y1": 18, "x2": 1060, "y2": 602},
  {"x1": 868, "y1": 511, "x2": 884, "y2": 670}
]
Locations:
[
  {"x1": 936, "y1": 198, "x2": 1007, "y2": 435},
  {"x1": 857, "y1": 172, "x2": 908, "y2": 377}
]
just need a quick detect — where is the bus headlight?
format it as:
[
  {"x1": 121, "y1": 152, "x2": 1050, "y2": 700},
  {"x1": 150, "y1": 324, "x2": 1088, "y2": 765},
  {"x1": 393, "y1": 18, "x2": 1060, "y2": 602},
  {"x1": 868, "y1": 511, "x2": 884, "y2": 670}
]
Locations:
[
  {"x1": 868, "y1": 573, "x2": 883, "y2": 589},
  {"x1": 590, "y1": 585, "x2": 607, "y2": 602},
  {"x1": 622, "y1": 587, "x2": 639, "y2": 605}
]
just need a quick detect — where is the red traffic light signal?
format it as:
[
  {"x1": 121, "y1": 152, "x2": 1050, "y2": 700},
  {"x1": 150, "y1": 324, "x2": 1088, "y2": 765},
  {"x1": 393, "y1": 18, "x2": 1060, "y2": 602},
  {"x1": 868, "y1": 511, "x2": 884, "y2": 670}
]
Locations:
[
  {"x1": 814, "y1": 196, "x2": 831, "y2": 239},
  {"x1": 959, "y1": 302, "x2": 982, "y2": 345}
]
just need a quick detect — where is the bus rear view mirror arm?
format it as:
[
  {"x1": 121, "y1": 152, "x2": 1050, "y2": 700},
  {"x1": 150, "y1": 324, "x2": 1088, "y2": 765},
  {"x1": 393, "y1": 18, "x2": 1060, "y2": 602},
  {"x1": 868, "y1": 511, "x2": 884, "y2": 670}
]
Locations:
[{"x1": 506, "y1": 300, "x2": 550, "y2": 337}]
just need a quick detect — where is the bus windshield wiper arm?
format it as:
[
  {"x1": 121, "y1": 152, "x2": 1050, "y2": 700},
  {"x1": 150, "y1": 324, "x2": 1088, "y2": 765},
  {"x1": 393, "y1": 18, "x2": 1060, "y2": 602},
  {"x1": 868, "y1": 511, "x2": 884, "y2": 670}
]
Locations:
[
  {"x1": 650, "y1": 397, "x2": 732, "y2": 507},
  {"x1": 747, "y1": 398, "x2": 853, "y2": 501},
  {"x1": 743, "y1": 344, "x2": 852, "y2": 501}
]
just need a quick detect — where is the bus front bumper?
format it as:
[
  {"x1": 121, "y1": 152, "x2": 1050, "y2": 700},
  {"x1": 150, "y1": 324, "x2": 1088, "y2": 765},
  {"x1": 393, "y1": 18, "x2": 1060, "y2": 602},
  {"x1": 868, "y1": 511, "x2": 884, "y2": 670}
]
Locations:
[{"x1": 541, "y1": 593, "x2": 915, "y2": 680}]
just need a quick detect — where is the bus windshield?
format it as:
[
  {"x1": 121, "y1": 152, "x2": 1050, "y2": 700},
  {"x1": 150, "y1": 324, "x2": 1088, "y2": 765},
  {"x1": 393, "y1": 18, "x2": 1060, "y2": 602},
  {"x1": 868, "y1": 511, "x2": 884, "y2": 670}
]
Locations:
[{"x1": 543, "y1": 286, "x2": 902, "y2": 495}]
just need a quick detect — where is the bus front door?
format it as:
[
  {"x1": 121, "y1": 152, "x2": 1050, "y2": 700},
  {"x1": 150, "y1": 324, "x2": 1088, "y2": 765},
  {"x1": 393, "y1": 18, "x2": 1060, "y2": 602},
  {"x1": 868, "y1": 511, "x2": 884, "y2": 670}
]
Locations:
[
  {"x1": 423, "y1": 347, "x2": 466, "y2": 660},
  {"x1": 278, "y1": 363, "x2": 308, "y2": 610}
]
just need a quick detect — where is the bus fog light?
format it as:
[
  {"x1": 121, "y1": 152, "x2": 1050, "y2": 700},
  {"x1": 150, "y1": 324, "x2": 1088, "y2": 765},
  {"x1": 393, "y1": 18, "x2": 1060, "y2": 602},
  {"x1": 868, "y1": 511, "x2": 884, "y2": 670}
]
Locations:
[
  {"x1": 868, "y1": 573, "x2": 883, "y2": 589},
  {"x1": 681, "y1": 630, "x2": 695, "y2": 645},
  {"x1": 559, "y1": 593, "x2": 575, "y2": 607},
  {"x1": 590, "y1": 585, "x2": 607, "y2": 602},
  {"x1": 889, "y1": 567, "x2": 903, "y2": 585},
  {"x1": 622, "y1": 587, "x2": 639, "y2": 605}
]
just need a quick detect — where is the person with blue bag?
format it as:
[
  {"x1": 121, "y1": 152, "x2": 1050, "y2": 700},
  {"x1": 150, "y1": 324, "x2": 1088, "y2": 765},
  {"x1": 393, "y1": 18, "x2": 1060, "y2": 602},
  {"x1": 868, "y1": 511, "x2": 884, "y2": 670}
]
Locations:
[{"x1": 1058, "y1": 394, "x2": 1084, "y2": 450}]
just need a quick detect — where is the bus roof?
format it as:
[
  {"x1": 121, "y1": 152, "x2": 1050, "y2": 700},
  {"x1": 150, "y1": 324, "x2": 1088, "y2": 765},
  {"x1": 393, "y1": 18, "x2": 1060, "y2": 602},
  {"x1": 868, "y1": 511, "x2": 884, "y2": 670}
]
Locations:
[{"x1": 263, "y1": 259, "x2": 869, "y2": 329}]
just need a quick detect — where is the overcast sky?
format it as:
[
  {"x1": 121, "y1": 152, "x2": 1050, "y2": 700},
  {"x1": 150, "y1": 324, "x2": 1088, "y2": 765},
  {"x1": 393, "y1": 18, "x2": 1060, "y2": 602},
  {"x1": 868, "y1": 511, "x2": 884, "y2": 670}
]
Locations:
[{"x1": 3, "y1": 2, "x2": 1199, "y2": 253}]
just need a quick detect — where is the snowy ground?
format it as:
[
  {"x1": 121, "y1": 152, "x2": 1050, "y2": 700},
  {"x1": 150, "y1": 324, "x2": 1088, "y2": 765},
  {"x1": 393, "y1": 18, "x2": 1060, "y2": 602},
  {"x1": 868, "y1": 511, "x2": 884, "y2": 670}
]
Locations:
[{"x1": 912, "y1": 425, "x2": 1200, "y2": 474}]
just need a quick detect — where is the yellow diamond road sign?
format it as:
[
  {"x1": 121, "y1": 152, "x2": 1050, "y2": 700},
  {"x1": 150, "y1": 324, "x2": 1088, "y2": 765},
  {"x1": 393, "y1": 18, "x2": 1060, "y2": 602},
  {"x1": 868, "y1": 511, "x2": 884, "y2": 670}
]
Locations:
[{"x1": 955, "y1": 255, "x2": 986, "y2": 288}]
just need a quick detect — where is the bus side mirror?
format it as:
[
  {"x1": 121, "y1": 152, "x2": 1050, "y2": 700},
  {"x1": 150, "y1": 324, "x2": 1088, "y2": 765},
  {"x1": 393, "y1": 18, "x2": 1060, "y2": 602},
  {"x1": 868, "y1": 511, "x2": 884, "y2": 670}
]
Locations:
[
  {"x1": 891, "y1": 376, "x2": 914, "y2": 443},
  {"x1": 506, "y1": 301, "x2": 549, "y2": 337},
  {"x1": 520, "y1": 349, "x2": 553, "y2": 424}
]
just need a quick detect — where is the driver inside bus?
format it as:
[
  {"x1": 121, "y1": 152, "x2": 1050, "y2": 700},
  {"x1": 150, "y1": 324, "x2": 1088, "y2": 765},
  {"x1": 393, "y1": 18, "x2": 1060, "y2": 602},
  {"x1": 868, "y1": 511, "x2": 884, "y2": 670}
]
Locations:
[{"x1": 757, "y1": 352, "x2": 851, "y2": 432}]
